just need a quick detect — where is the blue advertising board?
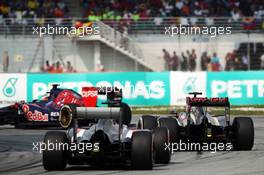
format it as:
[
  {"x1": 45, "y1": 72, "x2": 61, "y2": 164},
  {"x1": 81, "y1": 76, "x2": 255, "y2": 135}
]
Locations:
[
  {"x1": 207, "y1": 71, "x2": 264, "y2": 105},
  {"x1": 0, "y1": 71, "x2": 263, "y2": 106},
  {"x1": 27, "y1": 72, "x2": 170, "y2": 106}
]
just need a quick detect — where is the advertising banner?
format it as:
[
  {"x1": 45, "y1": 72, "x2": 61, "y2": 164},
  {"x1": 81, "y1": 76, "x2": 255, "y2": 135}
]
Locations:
[
  {"x1": 207, "y1": 71, "x2": 264, "y2": 105},
  {"x1": 0, "y1": 73, "x2": 27, "y2": 101},
  {"x1": 0, "y1": 71, "x2": 263, "y2": 106},
  {"x1": 27, "y1": 72, "x2": 170, "y2": 106},
  {"x1": 170, "y1": 72, "x2": 207, "y2": 105}
]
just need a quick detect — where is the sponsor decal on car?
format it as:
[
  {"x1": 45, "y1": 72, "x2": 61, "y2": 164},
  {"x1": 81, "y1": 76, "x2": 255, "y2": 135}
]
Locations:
[
  {"x1": 50, "y1": 112, "x2": 59, "y2": 117},
  {"x1": 22, "y1": 104, "x2": 49, "y2": 122}
]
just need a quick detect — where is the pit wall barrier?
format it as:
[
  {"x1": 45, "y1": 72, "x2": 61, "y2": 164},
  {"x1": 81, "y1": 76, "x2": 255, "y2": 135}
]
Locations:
[{"x1": 0, "y1": 71, "x2": 263, "y2": 106}]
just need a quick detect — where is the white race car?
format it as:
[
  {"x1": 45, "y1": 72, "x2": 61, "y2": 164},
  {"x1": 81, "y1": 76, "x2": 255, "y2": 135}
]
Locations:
[{"x1": 42, "y1": 88, "x2": 171, "y2": 171}]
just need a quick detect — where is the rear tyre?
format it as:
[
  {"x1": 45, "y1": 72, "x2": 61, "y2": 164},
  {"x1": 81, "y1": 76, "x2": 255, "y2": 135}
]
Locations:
[
  {"x1": 43, "y1": 131, "x2": 68, "y2": 170},
  {"x1": 120, "y1": 103, "x2": 132, "y2": 125},
  {"x1": 153, "y1": 127, "x2": 171, "y2": 164},
  {"x1": 131, "y1": 131, "x2": 153, "y2": 170},
  {"x1": 138, "y1": 115, "x2": 157, "y2": 130},
  {"x1": 159, "y1": 117, "x2": 179, "y2": 143},
  {"x1": 232, "y1": 117, "x2": 254, "y2": 150}
]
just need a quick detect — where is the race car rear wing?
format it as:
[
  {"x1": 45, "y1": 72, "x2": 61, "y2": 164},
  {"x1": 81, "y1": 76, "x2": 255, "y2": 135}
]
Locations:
[{"x1": 186, "y1": 97, "x2": 230, "y2": 107}]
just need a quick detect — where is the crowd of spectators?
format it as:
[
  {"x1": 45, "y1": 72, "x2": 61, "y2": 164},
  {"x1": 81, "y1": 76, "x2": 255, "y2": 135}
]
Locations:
[
  {"x1": 0, "y1": 0, "x2": 263, "y2": 21},
  {"x1": 224, "y1": 50, "x2": 249, "y2": 71},
  {"x1": 162, "y1": 48, "x2": 258, "y2": 72},
  {"x1": 200, "y1": 51, "x2": 222, "y2": 71},
  {"x1": 0, "y1": 0, "x2": 263, "y2": 32},
  {"x1": 0, "y1": 0, "x2": 68, "y2": 20},
  {"x1": 41, "y1": 60, "x2": 76, "y2": 73},
  {"x1": 162, "y1": 49, "x2": 252, "y2": 71},
  {"x1": 80, "y1": 0, "x2": 264, "y2": 21},
  {"x1": 162, "y1": 48, "x2": 198, "y2": 71}
]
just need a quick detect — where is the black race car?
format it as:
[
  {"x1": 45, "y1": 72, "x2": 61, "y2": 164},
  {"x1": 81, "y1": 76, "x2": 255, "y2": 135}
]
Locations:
[{"x1": 140, "y1": 92, "x2": 254, "y2": 151}]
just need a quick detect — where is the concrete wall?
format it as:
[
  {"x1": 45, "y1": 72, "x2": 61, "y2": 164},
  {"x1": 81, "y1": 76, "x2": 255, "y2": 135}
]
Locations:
[{"x1": 0, "y1": 36, "x2": 145, "y2": 72}]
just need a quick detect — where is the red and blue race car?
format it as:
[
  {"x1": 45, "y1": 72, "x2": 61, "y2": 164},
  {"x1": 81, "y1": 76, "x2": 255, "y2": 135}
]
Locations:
[{"x1": 0, "y1": 84, "x2": 131, "y2": 128}]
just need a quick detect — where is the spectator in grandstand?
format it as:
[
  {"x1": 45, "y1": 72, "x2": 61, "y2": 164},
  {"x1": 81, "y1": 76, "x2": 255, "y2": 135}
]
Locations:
[
  {"x1": 55, "y1": 61, "x2": 63, "y2": 73},
  {"x1": 170, "y1": 51, "x2": 178, "y2": 71},
  {"x1": 43, "y1": 60, "x2": 52, "y2": 72},
  {"x1": 225, "y1": 52, "x2": 233, "y2": 71},
  {"x1": 234, "y1": 56, "x2": 242, "y2": 70},
  {"x1": 0, "y1": 0, "x2": 68, "y2": 19},
  {"x1": 254, "y1": 5, "x2": 264, "y2": 22},
  {"x1": 154, "y1": 14, "x2": 163, "y2": 26},
  {"x1": 211, "y1": 53, "x2": 221, "y2": 71},
  {"x1": 66, "y1": 61, "x2": 75, "y2": 72},
  {"x1": 0, "y1": 2, "x2": 10, "y2": 18},
  {"x1": 230, "y1": 8, "x2": 241, "y2": 22},
  {"x1": 47, "y1": 63, "x2": 56, "y2": 73},
  {"x1": 207, "y1": 57, "x2": 212, "y2": 71},
  {"x1": 180, "y1": 52, "x2": 188, "y2": 71},
  {"x1": 193, "y1": 5, "x2": 202, "y2": 17},
  {"x1": 162, "y1": 49, "x2": 170, "y2": 70},
  {"x1": 261, "y1": 54, "x2": 264, "y2": 69},
  {"x1": 200, "y1": 51, "x2": 210, "y2": 71},
  {"x1": 163, "y1": 1, "x2": 174, "y2": 16},
  {"x1": 27, "y1": 0, "x2": 39, "y2": 11},
  {"x1": 181, "y1": 2, "x2": 191, "y2": 16},
  {"x1": 95, "y1": 63, "x2": 104, "y2": 72},
  {"x1": 175, "y1": 0, "x2": 184, "y2": 12},
  {"x1": 189, "y1": 49, "x2": 197, "y2": 71},
  {"x1": 241, "y1": 55, "x2": 249, "y2": 70},
  {"x1": 2, "y1": 50, "x2": 9, "y2": 72},
  {"x1": 54, "y1": 7, "x2": 64, "y2": 18}
]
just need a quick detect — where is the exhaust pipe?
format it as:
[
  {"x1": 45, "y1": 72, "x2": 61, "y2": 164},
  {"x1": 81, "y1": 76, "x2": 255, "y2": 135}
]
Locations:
[{"x1": 76, "y1": 107, "x2": 121, "y2": 120}]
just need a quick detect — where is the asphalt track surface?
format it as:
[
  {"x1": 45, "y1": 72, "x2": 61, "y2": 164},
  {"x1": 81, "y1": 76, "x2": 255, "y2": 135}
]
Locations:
[{"x1": 0, "y1": 116, "x2": 264, "y2": 175}]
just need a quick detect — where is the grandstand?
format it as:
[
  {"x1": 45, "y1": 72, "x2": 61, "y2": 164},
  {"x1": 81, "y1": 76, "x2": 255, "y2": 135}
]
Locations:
[{"x1": 0, "y1": 0, "x2": 263, "y2": 72}]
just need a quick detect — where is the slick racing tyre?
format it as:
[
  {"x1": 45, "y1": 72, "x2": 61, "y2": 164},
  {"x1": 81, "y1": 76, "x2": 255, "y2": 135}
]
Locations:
[
  {"x1": 232, "y1": 117, "x2": 254, "y2": 150},
  {"x1": 159, "y1": 117, "x2": 179, "y2": 143},
  {"x1": 120, "y1": 102, "x2": 132, "y2": 125},
  {"x1": 138, "y1": 115, "x2": 158, "y2": 130},
  {"x1": 131, "y1": 131, "x2": 153, "y2": 170},
  {"x1": 153, "y1": 127, "x2": 171, "y2": 164},
  {"x1": 43, "y1": 131, "x2": 68, "y2": 170}
]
